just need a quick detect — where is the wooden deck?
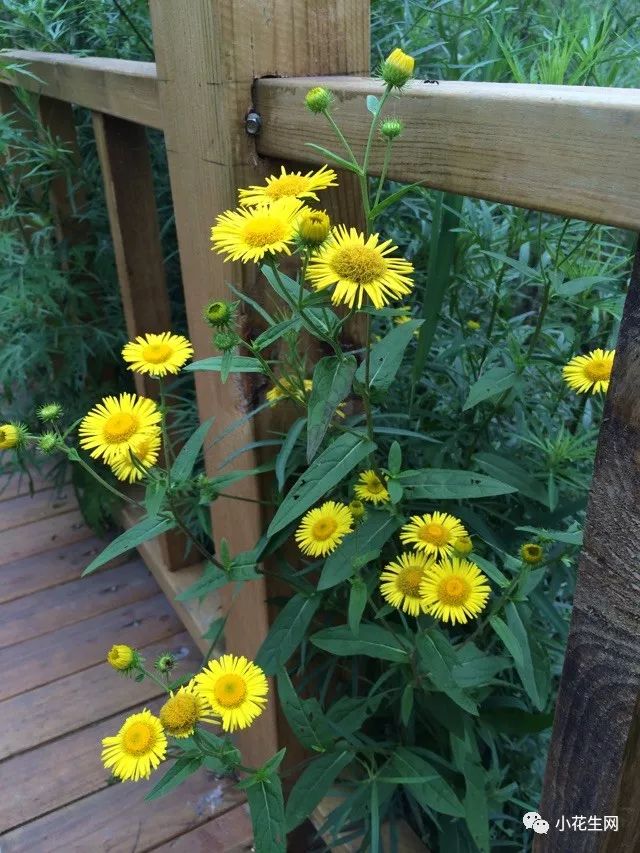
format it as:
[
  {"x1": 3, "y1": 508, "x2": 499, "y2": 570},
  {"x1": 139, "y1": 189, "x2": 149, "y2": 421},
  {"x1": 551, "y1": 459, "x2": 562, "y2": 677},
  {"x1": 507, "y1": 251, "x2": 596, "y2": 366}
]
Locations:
[{"x1": 0, "y1": 471, "x2": 253, "y2": 852}]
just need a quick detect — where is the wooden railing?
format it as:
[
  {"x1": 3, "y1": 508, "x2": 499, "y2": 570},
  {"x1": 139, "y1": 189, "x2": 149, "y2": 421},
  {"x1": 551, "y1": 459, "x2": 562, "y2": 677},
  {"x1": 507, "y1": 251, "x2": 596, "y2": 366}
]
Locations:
[{"x1": 3, "y1": 1, "x2": 640, "y2": 848}]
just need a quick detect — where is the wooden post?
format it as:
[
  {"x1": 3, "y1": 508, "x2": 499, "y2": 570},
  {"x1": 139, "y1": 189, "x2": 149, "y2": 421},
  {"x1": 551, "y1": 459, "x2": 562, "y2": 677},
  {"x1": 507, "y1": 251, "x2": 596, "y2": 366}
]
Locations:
[
  {"x1": 536, "y1": 242, "x2": 640, "y2": 851},
  {"x1": 148, "y1": 0, "x2": 369, "y2": 766}
]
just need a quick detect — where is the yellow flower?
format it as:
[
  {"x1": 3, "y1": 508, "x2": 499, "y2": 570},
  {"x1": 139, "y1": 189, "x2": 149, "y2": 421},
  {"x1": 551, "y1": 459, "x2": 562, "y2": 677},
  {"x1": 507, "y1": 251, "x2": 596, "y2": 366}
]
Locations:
[
  {"x1": 159, "y1": 681, "x2": 218, "y2": 738},
  {"x1": 195, "y1": 654, "x2": 268, "y2": 732},
  {"x1": 381, "y1": 47, "x2": 415, "y2": 88},
  {"x1": 562, "y1": 348, "x2": 615, "y2": 395},
  {"x1": 79, "y1": 392, "x2": 161, "y2": 464},
  {"x1": 109, "y1": 433, "x2": 162, "y2": 483},
  {"x1": 266, "y1": 376, "x2": 310, "y2": 406},
  {"x1": 354, "y1": 470, "x2": 389, "y2": 504},
  {"x1": 122, "y1": 332, "x2": 194, "y2": 377},
  {"x1": 0, "y1": 423, "x2": 20, "y2": 450},
  {"x1": 211, "y1": 197, "x2": 304, "y2": 264},
  {"x1": 466, "y1": 319, "x2": 481, "y2": 331},
  {"x1": 348, "y1": 499, "x2": 366, "y2": 520},
  {"x1": 101, "y1": 709, "x2": 167, "y2": 781},
  {"x1": 298, "y1": 209, "x2": 331, "y2": 245},
  {"x1": 295, "y1": 500, "x2": 354, "y2": 557},
  {"x1": 420, "y1": 556, "x2": 491, "y2": 625},
  {"x1": 400, "y1": 511, "x2": 468, "y2": 559},
  {"x1": 380, "y1": 551, "x2": 435, "y2": 616},
  {"x1": 520, "y1": 543, "x2": 544, "y2": 564},
  {"x1": 307, "y1": 226, "x2": 414, "y2": 309},
  {"x1": 393, "y1": 309, "x2": 419, "y2": 336},
  {"x1": 454, "y1": 535, "x2": 474, "y2": 556},
  {"x1": 107, "y1": 644, "x2": 136, "y2": 672},
  {"x1": 238, "y1": 165, "x2": 337, "y2": 207}
]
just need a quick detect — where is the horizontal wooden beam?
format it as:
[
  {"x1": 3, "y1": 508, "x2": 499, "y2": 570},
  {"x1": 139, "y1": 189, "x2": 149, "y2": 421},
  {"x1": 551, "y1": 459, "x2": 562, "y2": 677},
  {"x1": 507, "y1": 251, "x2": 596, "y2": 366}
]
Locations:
[
  {"x1": 0, "y1": 50, "x2": 162, "y2": 129},
  {"x1": 255, "y1": 76, "x2": 640, "y2": 230}
]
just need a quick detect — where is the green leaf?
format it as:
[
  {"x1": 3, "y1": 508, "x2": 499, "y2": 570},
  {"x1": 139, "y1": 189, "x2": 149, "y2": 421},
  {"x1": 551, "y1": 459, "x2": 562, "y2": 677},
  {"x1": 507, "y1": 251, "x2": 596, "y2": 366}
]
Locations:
[
  {"x1": 307, "y1": 355, "x2": 357, "y2": 462},
  {"x1": 275, "y1": 417, "x2": 306, "y2": 492},
  {"x1": 177, "y1": 563, "x2": 229, "y2": 601},
  {"x1": 411, "y1": 192, "x2": 463, "y2": 387},
  {"x1": 480, "y1": 706, "x2": 554, "y2": 735},
  {"x1": 366, "y1": 94, "x2": 380, "y2": 114},
  {"x1": 285, "y1": 750, "x2": 353, "y2": 831},
  {"x1": 253, "y1": 317, "x2": 301, "y2": 351},
  {"x1": 277, "y1": 669, "x2": 333, "y2": 751},
  {"x1": 463, "y1": 367, "x2": 518, "y2": 411},
  {"x1": 305, "y1": 142, "x2": 362, "y2": 174},
  {"x1": 369, "y1": 181, "x2": 424, "y2": 219},
  {"x1": 355, "y1": 320, "x2": 423, "y2": 390},
  {"x1": 318, "y1": 511, "x2": 400, "y2": 590},
  {"x1": 452, "y1": 646, "x2": 510, "y2": 688},
  {"x1": 388, "y1": 748, "x2": 465, "y2": 817},
  {"x1": 220, "y1": 349, "x2": 234, "y2": 383},
  {"x1": 325, "y1": 695, "x2": 383, "y2": 736},
  {"x1": 506, "y1": 602, "x2": 543, "y2": 709},
  {"x1": 489, "y1": 615, "x2": 524, "y2": 668},
  {"x1": 255, "y1": 594, "x2": 321, "y2": 675},
  {"x1": 463, "y1": 760, "x2": 490, "y2": 853},
  {"x1": 170, "y1": 416, "x2": 215, "y2": 484},
  {"x1": 474, "y1": 452, "x2": 549, "y2": 506},
  {"x1": 311, "y1": 624, "x2": 409, "y2": 662},
  {"x1": 516, "y1": 524, "x2": 583, "y2": 545},
  {"x1": 145, "y1": 754, "x2": 203, "y2": 800},
  {"x1": 244, "y1": 768, "x2": 287, "y2": 853},
  {"x1": 387, "y1": 441, "x2": 402, "y2": 475},
  {"x1": 472, "y1": 554, "x2": 509, "y2": 588},
  {"x1": 417, "y1": 634, "x2": 478, "y2": 715},
  {"x1": 398, "y1": 468, "x2": 517, "y2": 499},
  {"x1": 481, "y1": 250, "x2": 542, "y2": 280},
  {"x1": 348, "y1": 578, "x2": 367, "y2": 636},
  {"x1": 401, "y1": 684, "x2": 414, "y2": 726},
  {"x1": 145, "y1": 479, "x2": 166, "y2": 517},
  {"x1": 186, "y1": 356, "x2": 264, "y2": 374},
  {"x1": 267, "y1": 433, "x2": 376, "y2": 537},
  {"x1": 552, "y1": 274, "x2": 613, "y2": 297},
  {"x1": 82, "y1": 515, "x2": 176, "y2": 576}
]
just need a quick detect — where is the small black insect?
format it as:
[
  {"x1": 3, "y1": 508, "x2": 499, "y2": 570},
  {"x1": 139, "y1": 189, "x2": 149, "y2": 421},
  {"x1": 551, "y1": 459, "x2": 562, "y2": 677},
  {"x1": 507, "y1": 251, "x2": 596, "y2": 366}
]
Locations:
[{"x1": 422, "y1": 79, "x2": 440, "y2": 84}]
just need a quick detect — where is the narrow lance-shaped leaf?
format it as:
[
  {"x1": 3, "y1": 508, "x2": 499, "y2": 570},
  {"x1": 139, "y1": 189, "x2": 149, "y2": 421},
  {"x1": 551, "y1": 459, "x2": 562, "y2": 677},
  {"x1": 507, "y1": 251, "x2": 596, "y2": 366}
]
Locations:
[
  {"x1": 185, "y1": 355, "x2": 265, "y2": 374},
  {"x1": 307, "y1": 355, "x2": 357, "y2": 462},
  {"x1": 277, "y1": 669, "x2": 333, "y2": 751},
  {"x1": 354, "y1": 319, "x2": 423, "y2": 390},
  {"x1": 318, "y1": 510, "x2": 400, "y2": 590},
  {"x1": 311, "y1": 624, "x2": 409, "y2": 662},
  {"x1": 285, "y1": 750, "x2": 353, "y2": 831},
  {"x1": 275, "y1": 417, "x2": 306, "y2": 492},
  {"x1": 255, "y1": 594, "x2": 321, "y2": 675},
  {"x1": 82, "y1": 514, "x2": 176, "y2": 576},
  {"x1": 397, "y1": 468, "x2": 517, "y2": 499},
  {"x1": 170, "y1": 416, "x2": 215, "y2": 483},
  {"x1": 463, "y1": 367, "x2": 518, "y2": 411}
]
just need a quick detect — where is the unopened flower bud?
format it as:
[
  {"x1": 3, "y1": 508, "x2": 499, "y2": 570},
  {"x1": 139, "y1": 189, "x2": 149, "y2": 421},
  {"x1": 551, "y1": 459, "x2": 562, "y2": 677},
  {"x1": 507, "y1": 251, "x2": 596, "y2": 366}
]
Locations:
[
  {"x1": 381, "y1": 48, "x2": 415, "y2": 89},
  {"x1": 305, "y1": 86, "x2": 333, "y2": 113},
  {"x1": 348, "y1": 499, "x2": 366, "y2": 521},
  {"x1": 203, "y1": 300, "x2": 233, "y2": 328},
  {"x1": 107, "y1": 644, "x2": 141, "y2": 674},
  {"x1": 38, "y1": 432, "x2": 60, "y2": 454},
  {"x1": 381, "y1": 118, "x2": 403, "y2": 140},
  {"x1": 213, "y1": 330, "x2": 239, "y2": 352},
  {"x1": 155, "y1": 652, "x2": 176, "y2": 673},
  {"x1": 36, "y1": 402, "x2": 63, "y2": 422},
  {"x1": 298, "y1": 210, "x2": 331, "y2": 246},
  {"x1": 0, "y1": 422, "x2": 27, "y2": 450}
]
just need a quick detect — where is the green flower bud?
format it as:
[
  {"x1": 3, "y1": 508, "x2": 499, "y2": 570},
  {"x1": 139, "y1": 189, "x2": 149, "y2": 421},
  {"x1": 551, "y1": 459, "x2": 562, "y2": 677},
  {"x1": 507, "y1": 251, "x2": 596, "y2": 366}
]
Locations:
[
  {"x1": 36, "y1": 402, "x2": 63, "y2": 422},
  {"x1": 203, "y1": 300, "x2": 233, "y2": 328},
  {"x1": 213, "y1": 330, "x2": 239, "y2": 352},
  {"x1": 305, "y1": 86, "x2": 333, "y2": 114},
  {"x1": 155, "y1": 652, "x2": 176, "y2": 673},
  {"x1": 38, "y1": 432, "x2": 60, "y2": 454},
  {"x1": 380, "y1": 118, "x2": 403, "y2": 140}
]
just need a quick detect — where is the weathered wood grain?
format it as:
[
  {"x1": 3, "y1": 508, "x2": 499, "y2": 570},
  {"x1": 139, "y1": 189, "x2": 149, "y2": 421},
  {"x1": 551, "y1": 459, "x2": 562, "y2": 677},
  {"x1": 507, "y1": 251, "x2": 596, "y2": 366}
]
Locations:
[
  {"x1": 536, "y1": 242, "x2": 640, "y2": 851},
  {"x1": 0, "y1": 508, "x2": 90, "y2": 565},
  {"x1": 0, "y1": 51, "x2": 162, "y2": 128},
  {"x1": 0, "y1": 483, "x2": 76, "y2": 533},
  {"x1": 153, "y1": 803, "x2": 253, "y2": 852},
  {"x1": 256, "y1": 76, "x2": 640, "y2": 231}
]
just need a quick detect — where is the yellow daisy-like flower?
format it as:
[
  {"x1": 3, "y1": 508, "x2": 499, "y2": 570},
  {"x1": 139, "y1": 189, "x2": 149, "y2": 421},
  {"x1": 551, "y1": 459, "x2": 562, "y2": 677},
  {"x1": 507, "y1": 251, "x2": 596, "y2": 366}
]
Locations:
[
  {"x1": 0, "y1": 423, "x2": 20, "y2": 450},
  {"x1": 211, "y1": 197, "x2": 304, "y2": 264},
  {"x1": 420, "y1": 556, "x2": 491, "y2": 625},
  {"x1": 354, "y1": 470, "x2": 389, "y2": 505},
  {"x1": 400, "y1": 511, "x2": 468, "y2": 559},
  {"x1": 121, "y1": 332, "x2": 194, "y2": 377},
  {"x1": 101, "y1": 709, "x2": 167, "y2": 782},
  {"x1": 453, "y1": 535, "x2": 474, "y2": 556},
  {"x1": 79, "y1": 393, "x2": 161, "y2": 464},
  {"x1": 520, "y1": 543, "x2": 544, "y2": 564},
  {"x1": 380, "y1": 551, "x2": 435, "y2": 616},
  {"x1": 306, "y1": 226, "x2": 414, "y2": 309},
  {"x1": 107, "y1": 644, "x2": 136, "y2": 672},
  {"x1": 295, "y1": 500, "x2": 354, "y2": 557},
  {"x1": 266, "y1": 377, "x2": 311, "y2": 406},
  {"x1": 195, "y1": 654, "x2": 268, "y2": 732},
  {"x1": 238, "y1": 165, "x2": 337, "y2": 207},
  {"x1": 562, "y1": 348, "x2": 615, "y2": 395},
  {"x1": 159, "y1": 680, "x2": 218, "y2": 739},
  {"x1": 109, "y1": 433, "x2": 162, "y2": 483}
]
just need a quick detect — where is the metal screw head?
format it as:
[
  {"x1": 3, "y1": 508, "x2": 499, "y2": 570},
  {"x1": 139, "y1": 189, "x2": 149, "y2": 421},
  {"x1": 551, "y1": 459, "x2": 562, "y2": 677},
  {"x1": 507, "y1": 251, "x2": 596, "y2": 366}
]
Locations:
[{"x1": 245, "y1": 111, "x2": 262, "y2": 135}]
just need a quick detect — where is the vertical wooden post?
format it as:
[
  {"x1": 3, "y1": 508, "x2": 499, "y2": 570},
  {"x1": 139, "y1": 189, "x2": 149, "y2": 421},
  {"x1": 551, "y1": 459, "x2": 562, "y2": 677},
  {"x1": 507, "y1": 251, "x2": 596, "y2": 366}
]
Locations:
[
  {"x1": 536, "y1": 242, "x2": 640, "y2": 851},
  {"x1": 148, "y1": 0, "x2": 370, "y2": 766}
]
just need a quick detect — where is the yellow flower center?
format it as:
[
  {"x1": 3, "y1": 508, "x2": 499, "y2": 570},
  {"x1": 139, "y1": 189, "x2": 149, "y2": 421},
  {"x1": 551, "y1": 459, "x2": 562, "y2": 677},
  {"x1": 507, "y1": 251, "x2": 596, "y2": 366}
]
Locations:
[
  {"x1": 160, "y1": 693, "x2": 199, "y2": 731},
  {"x1": 103, "y1": 412, "x2": 139, "y2": 443},
  {"x1": 142, "y1": 342, "x2": 173, "y2": 364},
  {"x1": 419, "y1": 523, "x2": 450, "y2": 546},
  {"x1": 584, "y1": 358, "x2": 611, "y2": 381},
  {"x1": 332, "y1": 245, "x2": 386, "y2": 285},
  {"x1": 213, "y1": 673, "x2": 248, "y2": 708},
  {"x1": 266, "y1": 175, "x2": 309, "y2": 199},
  {"x1": 523, "y1": 545, "x2": 543, "y2": 562},
  {"x1": 396, "y1": 566, "x2": 423, "y2": 597},
  {"x1": 122, "y1": 721, "x2": 155, "y2": 756},
  {"x1": 311, "y1": 517, "x2": 338, "y2": 541},
  {"x1": 438, "y1": 575, "x2": 471, "y2": 606},
  {"x1": 242, "y1": 213, "x2": 288, "y2": 247},
  {"x1": 365, "y1": 477, "x2": 384, "y2": 494}
]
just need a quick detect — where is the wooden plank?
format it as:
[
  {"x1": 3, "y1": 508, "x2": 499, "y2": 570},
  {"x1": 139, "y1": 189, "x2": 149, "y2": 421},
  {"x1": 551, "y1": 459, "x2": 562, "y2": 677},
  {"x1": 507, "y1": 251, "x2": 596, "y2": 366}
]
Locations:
[
  {"x1": 0, "y1": 755, "x2": 244, "y2": 853},
  {"x1": 0, "y1": 592, "x2": 180, "y2": 701},
  {"x1": 0, "y1": 508, "x2": 91, "y2": 566},
  {"x1": 0, "y1": 51, "x2": 162, "y2": 129},
  {"x1": 153, "y1": 803, "x2": 253, "y2": 852},
  {"x1": 0, "y1": 697, "x2": 162, "y2": 832},
  {"x1": 0, "y1": 535, "x2": 121, "y2": 604},
  {"x1": 0, "y1": 484, "x2": 77, "y2": 533},
  {"x1": 0, "y1": 631, "x2": 198, "y2": 759},
  {"x1": 0, "y1": 460, "x2": 69, "y2": 502},
  {"x1": 0, "y1": 557, "x2": 157, "y2": 648},
  {"x1": 256, "y1": 76, "x2": 640, "y2": 231},
  {"x1": 148, "y1": 0, "x2": 369, "y2": 768},
  {"x1": 536, "y1": 242, "x2": 640, "y2": 851}
]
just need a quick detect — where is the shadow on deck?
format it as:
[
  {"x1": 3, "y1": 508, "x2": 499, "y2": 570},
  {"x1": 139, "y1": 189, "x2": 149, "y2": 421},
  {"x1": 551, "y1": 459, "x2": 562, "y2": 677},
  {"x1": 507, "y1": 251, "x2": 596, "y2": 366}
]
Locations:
[{"x1": 0, "y1": 470, "x2": 253, "y2": 852}]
